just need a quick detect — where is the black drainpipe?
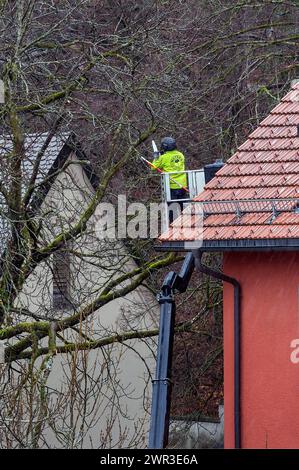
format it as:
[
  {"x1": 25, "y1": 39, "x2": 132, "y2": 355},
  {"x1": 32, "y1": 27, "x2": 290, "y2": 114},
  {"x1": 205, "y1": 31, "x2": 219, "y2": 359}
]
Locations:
[{"x1": 192, "y1": 250, "x2": 242, "y2": 449}]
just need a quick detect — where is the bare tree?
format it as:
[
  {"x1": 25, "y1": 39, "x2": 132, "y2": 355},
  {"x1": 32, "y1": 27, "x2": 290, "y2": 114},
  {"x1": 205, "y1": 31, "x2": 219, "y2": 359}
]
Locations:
[
  {"x1": 0, "y1": 0, "x2": 209, "y2": 448},
  {"x1": 0, "y1": 0, "x2": 298, "y2": 449}
]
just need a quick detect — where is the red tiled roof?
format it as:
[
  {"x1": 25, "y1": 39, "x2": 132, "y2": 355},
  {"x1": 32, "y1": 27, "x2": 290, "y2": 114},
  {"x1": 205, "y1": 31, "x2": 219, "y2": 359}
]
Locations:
[{"x1": 159, "y1": 82, "x2": 299, "y2": 245}]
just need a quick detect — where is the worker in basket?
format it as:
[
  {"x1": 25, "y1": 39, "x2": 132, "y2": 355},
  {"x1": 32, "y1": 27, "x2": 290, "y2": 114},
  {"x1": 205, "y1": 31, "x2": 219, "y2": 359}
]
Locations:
[{"x1": 151, "y1": 137, "x2": 188, "y2": 222}]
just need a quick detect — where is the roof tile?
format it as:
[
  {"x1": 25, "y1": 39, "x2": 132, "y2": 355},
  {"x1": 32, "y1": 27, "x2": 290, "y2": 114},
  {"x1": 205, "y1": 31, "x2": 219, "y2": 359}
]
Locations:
[
  {"x1": 260, "y1": 113, "x2": 299, "y2": 127},
  {"x1": 159, "y1": 82, "x2": 299, "y2": 244}
]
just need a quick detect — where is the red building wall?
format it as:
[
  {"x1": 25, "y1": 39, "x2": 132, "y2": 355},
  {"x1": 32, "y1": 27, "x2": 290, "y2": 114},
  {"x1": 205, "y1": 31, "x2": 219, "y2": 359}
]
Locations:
[{"x1": 223, "y1": 251, "x2": 299, "y2": 449}]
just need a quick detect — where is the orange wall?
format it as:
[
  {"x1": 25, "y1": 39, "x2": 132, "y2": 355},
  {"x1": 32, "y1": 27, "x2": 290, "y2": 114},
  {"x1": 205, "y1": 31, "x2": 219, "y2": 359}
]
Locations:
[{"x1": 223, "y1": 251, "x2": 299, "y2": 449}]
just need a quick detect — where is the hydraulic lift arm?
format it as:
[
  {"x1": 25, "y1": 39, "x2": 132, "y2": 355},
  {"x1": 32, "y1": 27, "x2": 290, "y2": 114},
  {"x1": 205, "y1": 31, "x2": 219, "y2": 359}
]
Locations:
[{"x1": 148, "y1": 253, "x2": 195, "y2": 449}]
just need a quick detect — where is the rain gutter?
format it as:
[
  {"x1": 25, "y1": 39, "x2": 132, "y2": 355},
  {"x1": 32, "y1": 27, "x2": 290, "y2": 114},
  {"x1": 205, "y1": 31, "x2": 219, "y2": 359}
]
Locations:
[{"x1": 155, "y1": 238, "x2": 299, "y2": 252}]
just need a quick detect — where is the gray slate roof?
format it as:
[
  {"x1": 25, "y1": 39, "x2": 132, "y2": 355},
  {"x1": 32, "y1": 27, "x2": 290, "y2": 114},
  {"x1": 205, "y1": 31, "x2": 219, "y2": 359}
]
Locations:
[
  {"x1": 0, "y1": 132, "x2": 70, "y2": 186},
  {"x1": 0, "y1": 132, "x2": 71, "y2": 252}
]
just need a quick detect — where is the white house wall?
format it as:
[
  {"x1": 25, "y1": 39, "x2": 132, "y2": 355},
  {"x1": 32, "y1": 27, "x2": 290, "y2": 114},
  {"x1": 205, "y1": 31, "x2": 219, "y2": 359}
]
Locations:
[{"x1": 12, "y1": 153, "x2": 159, "y2": 448}]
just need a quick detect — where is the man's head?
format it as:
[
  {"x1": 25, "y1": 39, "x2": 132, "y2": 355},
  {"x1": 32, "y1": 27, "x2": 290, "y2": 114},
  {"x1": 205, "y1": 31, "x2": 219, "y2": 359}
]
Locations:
[{"x1": 160, "y1": 136, "x2": 177, "y2": 153}]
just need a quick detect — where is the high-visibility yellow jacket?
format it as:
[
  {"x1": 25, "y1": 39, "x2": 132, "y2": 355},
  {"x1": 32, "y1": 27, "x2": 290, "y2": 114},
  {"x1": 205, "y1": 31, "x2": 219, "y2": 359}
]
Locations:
[{"x1": 152, "y1": 150, "x2": 187, "y2": 189}]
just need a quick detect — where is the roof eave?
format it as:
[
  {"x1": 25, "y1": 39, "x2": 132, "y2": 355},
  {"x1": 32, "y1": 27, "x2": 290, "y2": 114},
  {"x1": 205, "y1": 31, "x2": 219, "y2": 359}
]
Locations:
[{"x1": 155, "y1": 238, "x2": 299, "y2": 252}]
